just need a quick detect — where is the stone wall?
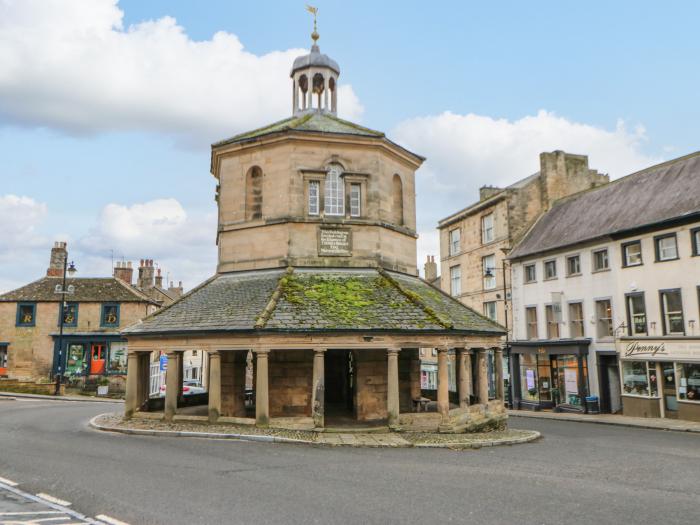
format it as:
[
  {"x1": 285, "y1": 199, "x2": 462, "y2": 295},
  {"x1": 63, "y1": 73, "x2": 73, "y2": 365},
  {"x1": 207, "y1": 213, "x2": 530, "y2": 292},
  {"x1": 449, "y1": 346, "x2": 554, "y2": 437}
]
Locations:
[
  {"x1": 355, "y1": 349, "x2": 387, "y2": 421},
  {"x1": 221, "y1": 351, "x2": 247, "y2": 417},
  {"x1": 269, "y1": 350, "x2": 313, "y2": 417},
  {"x1": 0, "y1": 378, "x2": 64, "y2": 396}
]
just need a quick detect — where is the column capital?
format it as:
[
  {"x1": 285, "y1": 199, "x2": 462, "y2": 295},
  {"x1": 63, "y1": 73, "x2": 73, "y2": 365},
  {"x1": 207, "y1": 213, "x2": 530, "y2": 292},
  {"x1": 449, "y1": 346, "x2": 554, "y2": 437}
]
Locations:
[
  {"x1": 436, "y1": 346, "x2": 450, "y2": 354},
  {"x1": 254, "y1": 348, "x2": 271, "y2": 355},
  {"x1": 387, "y1": 347, "x2": 401, "y2": 355},
  {"x1": 209, "y1": 350, "x2": 221, "y2": 358},
  {"x1": 313, "y1": 348, "x2": 327, "y2": 354},
  {"x1": 476, "y1": 347, "x2": 489, "y2": 354}
]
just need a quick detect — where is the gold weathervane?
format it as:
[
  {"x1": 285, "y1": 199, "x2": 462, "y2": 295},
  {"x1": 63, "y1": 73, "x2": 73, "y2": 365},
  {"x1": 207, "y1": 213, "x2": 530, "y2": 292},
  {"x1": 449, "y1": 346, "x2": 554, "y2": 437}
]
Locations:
[{"x1": 306, "y1": 5, "x2": 319, "y2": 44}]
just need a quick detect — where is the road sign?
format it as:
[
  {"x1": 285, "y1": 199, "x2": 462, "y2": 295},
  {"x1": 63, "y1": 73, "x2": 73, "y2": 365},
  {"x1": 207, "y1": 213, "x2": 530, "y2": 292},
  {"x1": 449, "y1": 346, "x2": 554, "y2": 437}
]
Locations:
[{"x1": 159, "y1": 354, "x2": 168, "y2": 372}]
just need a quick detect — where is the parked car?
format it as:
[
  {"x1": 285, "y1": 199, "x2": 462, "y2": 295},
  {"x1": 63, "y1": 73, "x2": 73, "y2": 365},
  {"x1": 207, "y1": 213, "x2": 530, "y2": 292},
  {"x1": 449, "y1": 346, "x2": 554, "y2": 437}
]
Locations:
[{"x1": 158, "y1": 381, "x2": 206, "y2": 397}]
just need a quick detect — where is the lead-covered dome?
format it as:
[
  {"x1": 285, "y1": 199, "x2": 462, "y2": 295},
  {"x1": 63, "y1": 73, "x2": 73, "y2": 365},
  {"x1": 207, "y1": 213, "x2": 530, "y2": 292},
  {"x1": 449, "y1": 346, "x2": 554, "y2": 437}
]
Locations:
[{"x1": 290, "y1": 44, "x2": 340, "y2": 76}]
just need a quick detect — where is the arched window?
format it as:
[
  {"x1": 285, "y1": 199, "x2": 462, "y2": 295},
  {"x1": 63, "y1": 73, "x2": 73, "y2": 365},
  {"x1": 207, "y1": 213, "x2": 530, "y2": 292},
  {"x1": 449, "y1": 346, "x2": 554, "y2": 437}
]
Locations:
[
  {"x1": 245, "y1": 166, "x2": 263, "y2": 220},
  {"x1": 392, "y1": 174, "x2": 404, "y2": 225},
  {"x1": 324, "y1": 164, "x2": 344, "y2": 216}
]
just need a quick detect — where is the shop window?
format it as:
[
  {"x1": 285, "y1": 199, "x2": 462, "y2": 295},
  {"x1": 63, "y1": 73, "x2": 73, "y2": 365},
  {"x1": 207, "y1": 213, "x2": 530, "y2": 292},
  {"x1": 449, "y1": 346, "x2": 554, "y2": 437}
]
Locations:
[
  {"x1": 626, "y1": 293, "x2": 647, "y2": 336},
  {"x1": 525, "y1": 307, "x2": 538, "y2": 339},
  {"x1": 16, "y1": 303, "x2": 36, "y2": 327},
  {"x1": 545, "y1": 304, "x2": 560, "y2": 339},
  {"x1": 449, "y1": 265, "x2": 461, "y2": 297},
  {"x1": 555, "y1": 355, "x2": 586, "y2": 407},
  {"x1": 58, "y1": 302, "x2": 78, "y2": 327},
  {"x1": 622, "y1": 361, "x2": 656, "y2": 397},
  {"x1": 108, "y1": 342, "x2": 128, "y2": 374},
  {"x1": 595, "y1": 299, "x2": 613, "y2": 339},
  {"x1": 520, "y1": 353, "x2": 539, "y2": 402},
  {"x1": 660, "y1": 289, "x2": 684, "y2": 335},
  {"x1": 0, "y1": 344, "x2": 7, "y2": 375},
  {"x1": 568, "y1": 302, "x2": 584, "y2": 338},
  {"x1": 65, "y1": 344, "x2": 87, "y2": 377},
  {"x1": 692, "y1": 228, "x2": 700, "y2": 257},
  {"x1": 324, "y1": 164, "x2": 345, "y2": 216},
  {"x1": 622, "y1": 240, "x2": 642, "y2": 267},
  {"x1": 101, "y1": 303, "x2": 120, "y2": 327},
  {"x1": 524, "y1": 264, "x2": 536, "y2": 283},
  {"x1": 654, "y1": 233, "x2": 678, "y2": 262},
  {"x1": 449, "y1": 228, "x2": 460, "y2": 256},
  {"x1": 245, "y1": 166, "x2": 263, "y2": 220},
  {"x1": 482, "y1": 254, "x2": 496, "y2": 290},
  {"x1": 481, "y1": 213, "x2": 494, "y2": 244},
  {"x1": 566, "y1": 255, "x2": 581, "y2": 276},
  {"x1": 483, "y1": 301, "x2": 497, "y2": 321},
  {"x1": 349, "y1": 183, "x2": 361, "y2": 217},
  {"x1": 544, "y1": 259, "x2": 557, "y2": 280},
  {"x1": 308, "y1": 180, "x2": 320, "y2": 215},
  {"x1": 592, "y1": 248, "x2": 609, "y2": 271},
  {"x1": 676, "y1": 363, "x2": 700, "y2": 402}
]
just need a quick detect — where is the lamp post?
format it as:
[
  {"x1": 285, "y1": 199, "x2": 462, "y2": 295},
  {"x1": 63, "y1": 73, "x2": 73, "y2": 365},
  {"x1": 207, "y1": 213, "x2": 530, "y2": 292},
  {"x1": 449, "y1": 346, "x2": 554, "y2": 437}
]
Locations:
[
  {"x1": 54, "y1": 257, "x2": 77, "y2": 386},
  {"x1": 484, "y1": 261, "x2": 512, "y2": 408}
]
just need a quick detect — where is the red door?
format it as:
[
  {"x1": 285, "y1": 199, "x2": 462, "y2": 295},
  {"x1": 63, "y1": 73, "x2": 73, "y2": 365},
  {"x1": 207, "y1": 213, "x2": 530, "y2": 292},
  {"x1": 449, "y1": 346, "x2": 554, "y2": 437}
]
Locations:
[{"x1": 90, "y1": 344, "x2": 106, "y2": 375}]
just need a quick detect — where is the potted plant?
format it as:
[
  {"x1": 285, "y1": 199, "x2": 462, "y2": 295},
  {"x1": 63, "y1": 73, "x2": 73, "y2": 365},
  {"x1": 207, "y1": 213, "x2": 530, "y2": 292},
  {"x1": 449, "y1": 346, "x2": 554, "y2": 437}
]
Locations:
[{"x1": 96, "y1": 376, "x2": 110, "y2": 396}]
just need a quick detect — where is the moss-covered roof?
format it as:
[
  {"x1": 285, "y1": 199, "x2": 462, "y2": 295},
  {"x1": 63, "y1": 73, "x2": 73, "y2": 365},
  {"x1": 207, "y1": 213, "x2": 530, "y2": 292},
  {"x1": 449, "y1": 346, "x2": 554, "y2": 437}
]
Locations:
[
  {"x1": 123, "y1": 268, "x2": 504, "y2": 336},
  {"x1": 213, "y1": 112, "x2": 385, "y2": 148}
]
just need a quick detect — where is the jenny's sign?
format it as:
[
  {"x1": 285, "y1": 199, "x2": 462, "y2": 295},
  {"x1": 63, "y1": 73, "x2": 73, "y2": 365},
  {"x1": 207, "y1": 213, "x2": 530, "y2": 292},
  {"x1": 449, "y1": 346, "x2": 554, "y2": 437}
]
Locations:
[{"x1": 318, "y1": 227, "x2": 352, "y2": 256}]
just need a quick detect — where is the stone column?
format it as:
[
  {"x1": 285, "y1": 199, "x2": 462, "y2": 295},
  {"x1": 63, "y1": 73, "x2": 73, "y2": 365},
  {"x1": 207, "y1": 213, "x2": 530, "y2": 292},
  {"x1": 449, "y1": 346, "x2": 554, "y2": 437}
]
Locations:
[
  {"x1": 437, "y1": 347, "x2": 450, "y2": 419},
  {"x1": 495, "y1": 347, "x2": 504, "y2": 402},
  {"x1": 457, "y1": 348, "x2": 472, "y2": 408},
  {"x1": 409, "y1": 350, "x2": 421, "y2": 407},
  {"x1": 387, "y1": 348, "x2": 401, "y2": 427},
  {"x1": 255, "y1": 349, "x2": 270, "y2": 427},
  {"x1": 164, "y1": 351, "x2": 181, "y2": 422},
  {"x1": 208, "y1": 351, "x2": 221, "y2": 423},
  {"x1": 311, "y1": 348, "x2": 325, "y2": 428},
  {"x1": 477, "y1": 349, "x2": 489, "y2": 405},
  {"x1": 177, "y1": 352, "x2": 185, "y2": 404},
  {"x1": 124, "y1": 351, "x2": 140, "y2": 419},
  {"x1": 292, "y1": 79, "x2": 298, "y2": 114}
]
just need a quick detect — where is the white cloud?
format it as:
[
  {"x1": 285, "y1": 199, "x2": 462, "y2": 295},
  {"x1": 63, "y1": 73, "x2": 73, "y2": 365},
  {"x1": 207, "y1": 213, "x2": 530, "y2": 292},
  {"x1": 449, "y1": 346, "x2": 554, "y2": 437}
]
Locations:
[
  {"x1": 77, "y1": 199, "x2": 216, "y2": 287},
  {"x1": 0, "y1": 0, "x2": 363, "y2": 143},
  {"x1": 394, "y1": 110, "x2": 660, "y2": 277}
]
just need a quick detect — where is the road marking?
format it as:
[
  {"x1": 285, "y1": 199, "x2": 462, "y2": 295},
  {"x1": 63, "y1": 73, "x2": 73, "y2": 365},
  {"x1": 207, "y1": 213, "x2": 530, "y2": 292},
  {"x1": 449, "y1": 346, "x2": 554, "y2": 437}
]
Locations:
[
  {"x1": 36, "y1": 493, "x2": 72, "y2": 507},
  {"x1": 0, "y1": 511, "x2": 63, "y2": 515},
  {"x1": 0, "y1": 476, "x2": 18, "y2": 486},
  {"x1": 95, "y1": 514, "x2": 131, "y2": 525}
]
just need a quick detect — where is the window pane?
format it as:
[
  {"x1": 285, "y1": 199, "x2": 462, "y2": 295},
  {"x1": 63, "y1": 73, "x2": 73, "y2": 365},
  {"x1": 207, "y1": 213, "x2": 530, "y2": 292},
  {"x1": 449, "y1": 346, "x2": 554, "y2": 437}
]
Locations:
[
  {"x1": 483, "y1": 301, "x2": 497, "y2": 321},
  {"x1": 482, "y1": 213, "x2": 494, "y2": 243},
  {"x1": 102, "y1": 305, "x2": 119, "y2": 326},
  {"x1": 657, "y1": 236, "x2": 678, "y2": 260},
  {"x1": 594, "y1": 249, "x2": 609, "y2": 270},
  {"x1": 545, "y1": 305, "x2": 559, "y2": 338},
  {"x1": 622, "y1": 361, "x2": 650, "y2": 396},
  {"x1": 109, "y1": 343, "x2": 128, "y2": 374},
  {"x1": 567, "y1": 256, "x2": 580, "y2": 275},
  {"x1": 596, "y1": 300, "x2": 613, "y2": 338},
  {"x1": 627, "y1": 294, "x2": 647, "y2": 335},
  {"x1": 625, "y1": 242, "x2": 642, "y2": 265},
  {"x1": 324, "y1": 165, "x2": 344, "y2": 216},
  {"x1": 677, "y1": 363, "x2": 700, "y2": 402},
  {"x1": 18, "y1": 304, "x2": 34, "y2": 325},
  {"x1": 662, "y1": 290, "x2": 684, "y2": 334},
  {"x1": 520, "y1": 353, "x2": 539, "y2": 401},
  {"x1": 308, "y1": 181, "x2": 319, "y2": 215},
  {"x1": 349, "y1": 183, "x2": 361, "y2": 217},
  {"x1": 526, "y1": 307, "x2": 538, "y2": 339},
  {"x1": 65, "y1": 344, "x2": 87, "y2": 377},
  {"x1": 569, "y1": 302, "x2": 584, "y2": 337},
  {"x1": 544, "y1": 260, "x2": 557, "y2": 279},
  {"x1": 694, "y1": 230, "x2": 700, "y2": 256},
  {"x1": 449, "y1": 229, "x2": 461, "y2": 256},
  {"x1": 483, "y1": 255, "x2": 496, "y2": 289},
  {"x1": 525, "y1": 264, "x2": 536, "y2": 283},
  {"x1": 450, "y1": 266, "x2": 461, "y2": 297}
]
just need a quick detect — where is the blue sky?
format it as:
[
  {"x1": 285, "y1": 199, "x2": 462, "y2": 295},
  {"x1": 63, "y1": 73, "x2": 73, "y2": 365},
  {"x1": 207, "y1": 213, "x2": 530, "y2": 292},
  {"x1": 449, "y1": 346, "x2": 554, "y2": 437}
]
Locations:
[{"x1": 0, "y1": 0, "x2": 698, "y2": 292}]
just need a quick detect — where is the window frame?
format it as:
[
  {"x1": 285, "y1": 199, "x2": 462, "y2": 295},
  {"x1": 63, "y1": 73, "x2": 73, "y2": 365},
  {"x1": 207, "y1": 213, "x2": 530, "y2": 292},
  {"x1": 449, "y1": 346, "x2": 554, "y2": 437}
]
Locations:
[
  {"x1": 482, "y1": 254, "x2": 496, "y2": 290},
  {"x1": 595, "y1": 298, "x2": 614, "y2": 340},
  {"x1": 692, "y1": 227, "x2": 700, "y2": 257},
  {"x1": 57, "y1": 301, "x2": 79, "y2": 327},
  {"x1": 449, "y1": 228, "x2": 461, "y2": 256},
  {"x1": 545, "y1": 304, "x2": 560, "y2": 339},
  {"x1": 592, "y1": 248, "x2": 610, "y2": 272},
  {"x1": 625, "y1": 292, "x2": 648, "y2": 336},
  {"x1": 481, "y1": 213, "x2": 494, "y2": 244},
  {"x1": 0, "y1": 343, "x2": 8, "y2": 373},
  {"x1": 621, "y1": 240, "x2": 643, "y2": 268},
  {"x1": 543, "y1": 259, "x2": 557, "y2": 280},
  {"x1": 324, "y1": 164, "x2": 345, "y2": 216},
  {"x1": 483, "y1": 301, "x2": 497, "y2": 321},
  {"x1": 566, "y1": 254, "x2": 581, "y2": 277},
  {"x1": 568, "y1": 301, "x2": 585, "y2": 338},
  {"x1": 307, "y1": 179, "x2": 320, "y2": 216},
  {"x1": 349, "y1": 182, "x2": 361, "y2": 218},
  {"x1": 524, "y1": 263, "x2": 536, "y2": 284},
  {"x1": 654, "y1": 233, "x2": 679, "y2": 262},
  {"x1": 449, "y1": 265, "x2": 461, "y2": 297},
  {"x1": 100, "y1": 303, "x2": 120, "y2": 328},
  {"x1": 107, "y1": 341, "x2": 128, "y2": 375},
  {"x1": 16, "y1": 302, "x2": 36, "y2": 327},
  {"x1": 659, "y1": 288, "x2": 685, "y2": 335},
  {"x1": 525, "y1": 306, "x2": 538, "y2": 340}
]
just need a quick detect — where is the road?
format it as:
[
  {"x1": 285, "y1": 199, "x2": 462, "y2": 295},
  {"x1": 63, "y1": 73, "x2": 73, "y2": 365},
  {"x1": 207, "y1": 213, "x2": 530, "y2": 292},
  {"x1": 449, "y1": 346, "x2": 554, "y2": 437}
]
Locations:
[{"x1": 1, "y1": 398, "x2": 699, "y2": 525}]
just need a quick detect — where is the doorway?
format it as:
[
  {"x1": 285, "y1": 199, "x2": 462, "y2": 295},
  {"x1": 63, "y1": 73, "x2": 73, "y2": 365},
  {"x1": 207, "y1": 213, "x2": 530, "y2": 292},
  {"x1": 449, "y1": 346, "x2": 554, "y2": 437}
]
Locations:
[
  {"x1": 324, "y1": 349, "x2": 355, "y2": 421},
  {"x1": 90, "y1": 343, "x2": 106, "y2": 375},
  {"x1": 599, "y1": 354, "x2": 622, "y2": 414},
  {"x1": 660, "y1": 362, "x2": 678, "y2": 418}
]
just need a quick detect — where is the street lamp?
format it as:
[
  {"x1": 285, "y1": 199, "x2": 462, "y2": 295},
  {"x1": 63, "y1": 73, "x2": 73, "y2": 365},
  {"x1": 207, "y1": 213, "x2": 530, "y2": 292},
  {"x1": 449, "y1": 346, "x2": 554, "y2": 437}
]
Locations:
[
  {"x1": 484, "y1": 261, "x2": 513, "y2": 408},
  {"x1": 54, "y1": 258, "x2": 77, "y2": 388}
]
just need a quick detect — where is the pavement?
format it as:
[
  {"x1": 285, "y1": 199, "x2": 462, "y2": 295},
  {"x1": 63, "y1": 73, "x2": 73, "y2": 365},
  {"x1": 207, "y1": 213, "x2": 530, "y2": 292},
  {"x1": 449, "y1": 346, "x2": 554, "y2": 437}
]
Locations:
[{"x1": 509, "y1": 408, "x2": 700, "y2": 432}]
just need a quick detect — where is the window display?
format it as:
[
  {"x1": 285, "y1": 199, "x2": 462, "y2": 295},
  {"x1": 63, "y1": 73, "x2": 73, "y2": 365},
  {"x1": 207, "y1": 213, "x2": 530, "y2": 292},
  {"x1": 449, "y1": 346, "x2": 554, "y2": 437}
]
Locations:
[
  {"x1": 109, "y1": 342, "x2": 128, "y2": 374},
  {"x1": 519, "y1": 354, "x2": 539, "y2": 402},
  {"x1": 622, "y1": 360, "x2": 653, "y2": 396},
  {"x1": 676, "y1": 362, "x2": 700, "y2": 402},
  {"x1": 65, "y1": 344, "x2": 87, "y2": 377}
]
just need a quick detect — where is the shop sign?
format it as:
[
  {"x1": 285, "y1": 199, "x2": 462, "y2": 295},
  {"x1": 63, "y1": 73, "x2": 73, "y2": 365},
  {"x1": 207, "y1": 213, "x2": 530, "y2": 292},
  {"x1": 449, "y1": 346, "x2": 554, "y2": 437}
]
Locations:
[{"x1": 619, "y1": 339, "x2": 700, "y2": 361}]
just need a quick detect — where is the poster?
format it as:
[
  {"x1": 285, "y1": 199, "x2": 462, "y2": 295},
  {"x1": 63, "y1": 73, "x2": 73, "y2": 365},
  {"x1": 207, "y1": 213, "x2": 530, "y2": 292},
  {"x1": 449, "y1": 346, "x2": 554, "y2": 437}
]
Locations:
[
  {"x1": 564, "y1": 368, "x2": 578, "y2": 394},
  {"x1": 526, "y1": 369, "x2": 536, "y2": 390}
]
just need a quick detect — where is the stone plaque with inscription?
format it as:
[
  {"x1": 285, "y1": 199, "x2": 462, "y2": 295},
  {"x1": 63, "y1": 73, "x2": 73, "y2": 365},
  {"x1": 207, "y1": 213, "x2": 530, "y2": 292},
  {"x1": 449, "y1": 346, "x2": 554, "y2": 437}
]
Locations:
[{"x1": 318, "y1": 227, "x2": 352, "y2": 256}]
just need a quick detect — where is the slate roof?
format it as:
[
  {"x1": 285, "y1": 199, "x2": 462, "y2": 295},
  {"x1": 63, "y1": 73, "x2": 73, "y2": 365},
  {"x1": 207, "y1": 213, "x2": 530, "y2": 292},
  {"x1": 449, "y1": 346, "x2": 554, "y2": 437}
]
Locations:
[
  {"x1": 123, "y1": 268, "x2": 504, "y2": 336},
  {"x1": 508, "y1": 151, "x2": 700, "y2": 260},
  {"x1": 0, "y1": 277, "x2": 158, "y2": 304}
]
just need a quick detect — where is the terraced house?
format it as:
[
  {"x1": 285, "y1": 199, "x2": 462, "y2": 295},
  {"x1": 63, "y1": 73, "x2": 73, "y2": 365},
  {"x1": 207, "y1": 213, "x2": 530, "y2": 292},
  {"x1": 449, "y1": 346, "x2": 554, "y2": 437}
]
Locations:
[{"x1": 122, "y1": 32, "x2": 506, "y2": 432}]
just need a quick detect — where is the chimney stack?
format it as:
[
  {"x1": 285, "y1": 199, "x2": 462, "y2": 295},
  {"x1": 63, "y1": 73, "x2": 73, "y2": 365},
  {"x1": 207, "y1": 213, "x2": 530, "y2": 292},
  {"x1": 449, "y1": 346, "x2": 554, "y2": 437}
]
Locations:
[
  {"x1": 155, "y1": 268, "x2": 163, "y2": 288},
  {"x1": 137, "y1": 259, "x2": 155, "y2": 290},
  {"x1": 47, "y1": 241, "x2": 68, "y2": 277},
  {"x1": 113, "y1": 261, "x2": 133, "y2": 285},
  {"x1": 168, "y1": 280, "x2": 184, "y2": 298},
  {"x1": 424, "y1": 255, "x2": 438, "y2": 283}
]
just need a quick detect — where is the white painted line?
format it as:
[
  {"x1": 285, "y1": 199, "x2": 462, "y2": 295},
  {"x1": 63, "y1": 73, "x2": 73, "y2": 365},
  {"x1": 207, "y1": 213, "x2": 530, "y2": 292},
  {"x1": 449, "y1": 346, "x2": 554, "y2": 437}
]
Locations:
[
  {"x1": 95, "y1": 514, "x2": 131, "y2": 525},
  {"x1": 0, "y1": 511, "x2": 63, "y2": 515},
  {"x1": 0, "y1": 475, "x2": 18, "y2": 486},
  {"x1": 36, "y1": 493, "x2": 72, "y2": 507}
]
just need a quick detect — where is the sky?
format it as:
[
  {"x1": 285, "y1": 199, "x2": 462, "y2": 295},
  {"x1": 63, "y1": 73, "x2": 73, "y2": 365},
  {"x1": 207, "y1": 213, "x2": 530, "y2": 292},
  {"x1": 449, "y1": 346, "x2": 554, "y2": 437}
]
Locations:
[{"x1": 1, "y1": 0, "x2": 698, "y2": 293}]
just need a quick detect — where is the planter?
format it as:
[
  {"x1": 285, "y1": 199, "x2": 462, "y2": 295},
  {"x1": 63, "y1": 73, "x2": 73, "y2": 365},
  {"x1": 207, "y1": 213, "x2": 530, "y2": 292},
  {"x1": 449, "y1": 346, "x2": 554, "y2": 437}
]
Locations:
[{"x1": 97, "y1": 385, "x2": 109, "y2": 396}]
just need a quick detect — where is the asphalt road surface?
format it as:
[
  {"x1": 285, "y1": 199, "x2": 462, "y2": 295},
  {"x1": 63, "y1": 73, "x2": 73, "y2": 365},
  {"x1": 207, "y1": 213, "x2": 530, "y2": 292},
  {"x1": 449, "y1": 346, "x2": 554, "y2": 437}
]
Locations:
[{"x1": 1, "y1": 398, "x2": 699, "y2": 525}]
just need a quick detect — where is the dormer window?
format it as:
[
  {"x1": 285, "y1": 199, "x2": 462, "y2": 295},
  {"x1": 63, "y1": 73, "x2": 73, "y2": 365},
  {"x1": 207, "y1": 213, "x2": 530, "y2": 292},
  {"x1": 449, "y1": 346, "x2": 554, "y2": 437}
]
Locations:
[{"x1": 324, "y1": 165, "x2": 344, "y2": 216}]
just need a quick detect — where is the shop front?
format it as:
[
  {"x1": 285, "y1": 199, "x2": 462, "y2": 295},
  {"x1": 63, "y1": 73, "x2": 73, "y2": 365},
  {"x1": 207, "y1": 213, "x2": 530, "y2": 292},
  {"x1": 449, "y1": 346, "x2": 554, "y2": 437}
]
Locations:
[
  {"x1": 52, "y1": 335, "x2": 128, "y2": 393},
  {"x1": 511, "y1": 340, "x2": 591, "y2": 413},
  {"x1": 617, "y1": 337, "x2": 700, "y2": 422}
]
